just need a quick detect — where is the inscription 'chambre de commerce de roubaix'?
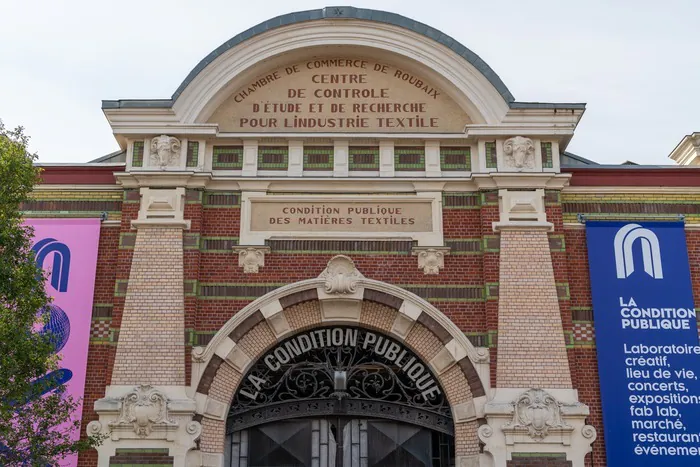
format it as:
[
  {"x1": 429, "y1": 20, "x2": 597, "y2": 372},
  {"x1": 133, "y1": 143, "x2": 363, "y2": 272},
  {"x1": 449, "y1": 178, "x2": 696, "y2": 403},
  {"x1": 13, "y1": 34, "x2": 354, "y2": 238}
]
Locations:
[{"x1": 207, "y1": 58, "x2": 472, "y2": 132}]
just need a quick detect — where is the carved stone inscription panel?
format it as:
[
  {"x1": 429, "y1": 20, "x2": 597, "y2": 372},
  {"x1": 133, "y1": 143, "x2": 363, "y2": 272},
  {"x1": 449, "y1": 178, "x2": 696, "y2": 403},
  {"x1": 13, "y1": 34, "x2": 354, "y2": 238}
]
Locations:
[
  {"x1": 207, "y1": 57, "x2": 471, "y2": 132},
  {"x1": 250, "y1": 199, "x2": 433, "y2": 232}
]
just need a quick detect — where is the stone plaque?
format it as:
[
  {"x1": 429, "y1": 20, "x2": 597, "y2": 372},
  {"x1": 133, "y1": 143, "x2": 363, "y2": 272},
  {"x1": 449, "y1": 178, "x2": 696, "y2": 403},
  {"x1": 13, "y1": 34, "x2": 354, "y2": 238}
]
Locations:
[
  {"x1": 250, "y1": 199, "x2": 433, "y2": 232},
  {"x1": 208, "y1": 57, "x2": 471, "y2": 133}
]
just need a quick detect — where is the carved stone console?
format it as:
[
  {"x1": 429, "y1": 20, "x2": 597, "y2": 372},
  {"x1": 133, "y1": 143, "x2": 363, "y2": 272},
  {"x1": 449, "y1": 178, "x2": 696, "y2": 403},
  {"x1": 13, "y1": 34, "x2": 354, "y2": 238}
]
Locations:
[
  {"x1": 317, "y1": 255, "x2": 365, "y2": 321},
  {"x1": 412, "y1": 246, "x2": 451, "y2": 275},
  {"x1": 478, "y1": 388, "x2": 596, "y2": 467},
  {"x1": 232, "y1": 246, "x2": 271, "y2": 273}
]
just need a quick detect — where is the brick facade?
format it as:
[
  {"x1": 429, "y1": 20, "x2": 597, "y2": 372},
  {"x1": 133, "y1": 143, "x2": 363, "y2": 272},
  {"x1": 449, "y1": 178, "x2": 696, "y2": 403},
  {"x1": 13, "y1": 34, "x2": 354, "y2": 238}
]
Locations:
[{"x1": 30, "y1": 174, "x2": 700, "y2": 467}]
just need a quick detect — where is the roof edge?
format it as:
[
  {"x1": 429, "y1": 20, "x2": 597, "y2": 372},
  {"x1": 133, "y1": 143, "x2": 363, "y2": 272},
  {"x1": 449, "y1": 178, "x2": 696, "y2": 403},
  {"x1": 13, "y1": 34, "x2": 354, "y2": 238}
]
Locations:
[
  {"x1": 102, "y1": 99, "x2": 173, "y2": 109},
  {"x1": 510, "y1": 102, "x2": 586, "y2": 110},
  {"x1": 561, "y1": 150, "x2": 599, "y2": 166},
  {"x1": 89, "y1": 149, "x2": 126, "y2": 163}
]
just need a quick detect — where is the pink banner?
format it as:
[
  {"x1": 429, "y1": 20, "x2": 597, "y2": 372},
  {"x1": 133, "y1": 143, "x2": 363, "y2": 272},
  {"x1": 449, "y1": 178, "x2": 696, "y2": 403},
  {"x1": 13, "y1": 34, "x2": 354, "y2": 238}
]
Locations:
[{"x1": 26, "y1": 218, "x2": 101, "y2": 467}]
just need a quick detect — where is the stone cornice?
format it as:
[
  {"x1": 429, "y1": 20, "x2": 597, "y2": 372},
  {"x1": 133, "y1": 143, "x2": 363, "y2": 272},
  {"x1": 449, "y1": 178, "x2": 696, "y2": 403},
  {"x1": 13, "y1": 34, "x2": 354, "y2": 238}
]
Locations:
[
  {"x1": 668, "y1": 132, "x2": 700, "y2": 166},
  {"x1": 465, "y1": 123, "x2": 578, "y2": 137},
  {"x1": 108, "y1": 124, "x2": 219, "y2": 137},
  {"x1": 492, "y1": 221, "x2": 554, "y2": 232},
  {"x1": 113, "y1": 172, "x2": 573, "y2": 192},
  {"x1": 115, "y1": 171, "x2": 211, "y2": 189},
  {"x1": 472, "y1": 173, "x2": 571, "y2": 190},
  {"x1": 131, "y1": 219, "x2": 191, "y2": 229}
]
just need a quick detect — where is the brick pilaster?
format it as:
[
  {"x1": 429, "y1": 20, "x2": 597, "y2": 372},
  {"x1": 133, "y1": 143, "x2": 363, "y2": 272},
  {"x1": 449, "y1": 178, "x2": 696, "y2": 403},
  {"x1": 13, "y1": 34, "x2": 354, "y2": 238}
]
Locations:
[
  {"x1": 111, "y1": 226, "x2": 186, "y2": 385},
  {"x1": 495, "y1": 227, "x2": 572, "y2": 388}
]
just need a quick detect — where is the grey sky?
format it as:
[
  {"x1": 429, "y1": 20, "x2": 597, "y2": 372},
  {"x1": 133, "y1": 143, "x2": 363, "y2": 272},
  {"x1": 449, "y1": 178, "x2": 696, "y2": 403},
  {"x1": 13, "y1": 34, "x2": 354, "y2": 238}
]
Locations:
[{"x1": 2, "y1": 0, "x2": 698, "y2": 165}]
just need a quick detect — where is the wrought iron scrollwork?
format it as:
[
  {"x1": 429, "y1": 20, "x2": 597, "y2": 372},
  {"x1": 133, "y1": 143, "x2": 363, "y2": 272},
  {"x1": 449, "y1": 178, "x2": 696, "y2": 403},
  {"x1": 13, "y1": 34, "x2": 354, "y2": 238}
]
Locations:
[{"x1": 228, "y1": 326, "x2": 453, "y2": 434}]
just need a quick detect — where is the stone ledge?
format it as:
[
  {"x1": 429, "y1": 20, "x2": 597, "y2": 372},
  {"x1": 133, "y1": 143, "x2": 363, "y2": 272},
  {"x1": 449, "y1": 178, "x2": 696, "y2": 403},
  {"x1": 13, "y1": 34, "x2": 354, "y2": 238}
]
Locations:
[
  {"x1": 131, "y1": 219, "x2": 191, "y2": 229},
  {"x1": 492, "y1": 221, "x2": 554, "y2": 232}
]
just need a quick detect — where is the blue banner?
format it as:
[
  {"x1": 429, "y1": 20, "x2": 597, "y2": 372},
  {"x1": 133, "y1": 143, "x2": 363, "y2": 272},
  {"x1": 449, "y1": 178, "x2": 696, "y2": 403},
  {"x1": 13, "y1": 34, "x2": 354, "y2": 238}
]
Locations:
[{"x1": 586, "y1": 221, "x2": 700, "y2": 465}]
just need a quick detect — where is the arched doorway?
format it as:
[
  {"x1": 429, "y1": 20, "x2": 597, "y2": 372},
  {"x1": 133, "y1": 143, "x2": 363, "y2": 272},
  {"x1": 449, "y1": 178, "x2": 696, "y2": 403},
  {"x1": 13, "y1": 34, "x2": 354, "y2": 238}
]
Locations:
[
  {"x1": 225, "y1": 326, "x2": 454, "y2": 467},
  {"x1": 192, "y1": 257, "x2": 488, "y2": 466}
]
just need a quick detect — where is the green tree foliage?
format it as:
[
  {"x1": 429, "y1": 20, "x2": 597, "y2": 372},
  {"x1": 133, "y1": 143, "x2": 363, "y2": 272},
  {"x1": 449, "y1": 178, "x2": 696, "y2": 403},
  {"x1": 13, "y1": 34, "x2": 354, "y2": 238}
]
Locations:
[{"x1": 0, "y1": 120, "x2": 103, "y2": 465}]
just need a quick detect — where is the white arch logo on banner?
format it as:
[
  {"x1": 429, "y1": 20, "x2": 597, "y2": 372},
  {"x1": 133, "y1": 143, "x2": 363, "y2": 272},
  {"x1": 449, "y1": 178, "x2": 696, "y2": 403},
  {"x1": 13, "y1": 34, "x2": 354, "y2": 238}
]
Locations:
[{"x1": 614, "y1": 223, "x2": 664, "y2": 279}]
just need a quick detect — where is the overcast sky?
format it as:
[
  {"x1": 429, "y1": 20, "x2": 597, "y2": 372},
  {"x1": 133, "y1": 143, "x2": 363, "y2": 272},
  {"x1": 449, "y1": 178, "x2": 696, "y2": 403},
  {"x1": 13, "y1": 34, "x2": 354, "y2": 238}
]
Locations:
[{"x1": 1, "y1": 0, "x2": 698, "y2": 165}]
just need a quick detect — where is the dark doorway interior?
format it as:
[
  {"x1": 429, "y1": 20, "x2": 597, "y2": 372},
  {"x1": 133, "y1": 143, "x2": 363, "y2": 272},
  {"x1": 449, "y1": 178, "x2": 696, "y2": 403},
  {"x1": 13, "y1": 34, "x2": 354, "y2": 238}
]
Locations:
[{"x1": 226, "y1": 417, "x2": 455, "y2": 467}]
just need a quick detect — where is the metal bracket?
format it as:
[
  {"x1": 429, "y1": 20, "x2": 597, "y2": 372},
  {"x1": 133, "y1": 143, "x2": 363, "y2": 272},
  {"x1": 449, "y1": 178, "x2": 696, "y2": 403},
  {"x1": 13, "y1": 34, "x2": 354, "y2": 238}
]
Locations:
[{"x1": 577, "y1": 213, "x2": 685, "y2": 224}]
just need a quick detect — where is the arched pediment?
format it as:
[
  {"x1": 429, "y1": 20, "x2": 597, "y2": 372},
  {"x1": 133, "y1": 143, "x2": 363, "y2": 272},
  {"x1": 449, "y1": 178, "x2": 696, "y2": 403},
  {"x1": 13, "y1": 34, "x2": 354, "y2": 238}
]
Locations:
[
  {"x1": 105, "y1": 7, "x2": 515, "y2": 127},
  {"x1": 172, "y1": 13, "x2": 511, "y2": 126}
]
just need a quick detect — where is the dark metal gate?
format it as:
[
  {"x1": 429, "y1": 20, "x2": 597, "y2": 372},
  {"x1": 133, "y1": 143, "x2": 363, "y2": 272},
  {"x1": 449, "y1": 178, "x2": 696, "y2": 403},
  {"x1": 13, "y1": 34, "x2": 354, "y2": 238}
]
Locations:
[
  {"x1": 226, "y1": 326, "x2": 455, "y2": 467},
  {"x1": 226, "y1": 417, "x2": 455, "y2": 467}
]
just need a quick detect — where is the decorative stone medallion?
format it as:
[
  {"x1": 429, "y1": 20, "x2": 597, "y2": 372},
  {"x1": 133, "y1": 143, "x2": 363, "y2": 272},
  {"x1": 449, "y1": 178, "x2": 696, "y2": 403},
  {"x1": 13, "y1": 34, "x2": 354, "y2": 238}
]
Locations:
[{"x1": 109, "y1": 385, "x2": 177, "y2": 437}]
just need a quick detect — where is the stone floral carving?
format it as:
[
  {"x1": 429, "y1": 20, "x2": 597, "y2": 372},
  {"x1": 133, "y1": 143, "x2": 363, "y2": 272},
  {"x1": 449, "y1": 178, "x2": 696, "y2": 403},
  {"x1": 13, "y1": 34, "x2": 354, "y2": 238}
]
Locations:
[
  {"x1": 504, "y1": 389, "x2": 570, "y2": 440},
  {"x1": 86, "y1": 420, "x2": 102, "y2": 435},
  {"x1": 319, "y1": 255, "x2": 364, "y2": 294},
  {"x1": 503, "y1": 136, "x2": 535, "y2": 169},
  {"x1": 150, "y1": 135, "x2": 181, "y2": 168},
  {"x1": 234, "y1": 246, "x2": 269, "y2": 273},
  {"x1": 475, "y1": 347, "x2": 489, "y2": 363},
  {"x1": 109, "y1": 385, "x2": 177, "y2": 437},
  {"x1": 413, "y1": 248, "x2": 449, "y2": 275},
  {"x1": 186, "y1": 421, "x2": 203, "y2": 437},
  {"x1": 477, "y1": 424, "x2": 493, "y2": 440},
  {"x1": 581, "y1": 424, "x2": 597, "y2": 440},
  {"x1": 192, "y1": 346, "x2": 207, "y2": 362}
]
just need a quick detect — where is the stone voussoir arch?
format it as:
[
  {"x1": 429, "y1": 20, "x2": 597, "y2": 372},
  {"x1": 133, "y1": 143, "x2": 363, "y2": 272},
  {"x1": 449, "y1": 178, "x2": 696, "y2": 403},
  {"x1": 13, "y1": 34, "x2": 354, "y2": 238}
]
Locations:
[{"x1": 190, "y1": 256, "x2": 488, "y2": 463}]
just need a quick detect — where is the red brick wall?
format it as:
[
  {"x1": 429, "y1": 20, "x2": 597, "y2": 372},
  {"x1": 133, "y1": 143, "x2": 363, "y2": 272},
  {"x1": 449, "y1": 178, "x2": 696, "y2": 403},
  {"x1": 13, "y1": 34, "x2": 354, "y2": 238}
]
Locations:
[
  {"x1": 78, "y1": 195, "x2": 136, "y2": 466},
  {"x1": 192, "y1": 193, "x2": 493, "y2": 334},
  {"x1": 80, "y1": 188, "x2": 700, "y2": 467},
  {"x1": 78, "y1": 225, "x2": 121, "y2": 467},
  {"x1": 565, "y1": 228, "x2": 603, "y2": 467}
]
